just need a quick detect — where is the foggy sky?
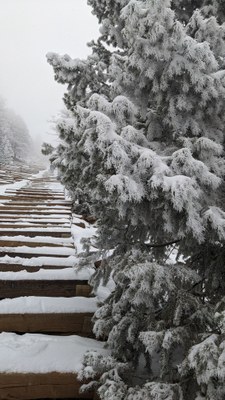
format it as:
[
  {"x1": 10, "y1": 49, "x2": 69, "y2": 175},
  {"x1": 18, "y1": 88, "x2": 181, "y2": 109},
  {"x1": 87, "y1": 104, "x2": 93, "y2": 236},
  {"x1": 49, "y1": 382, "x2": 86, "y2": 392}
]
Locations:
[{"x1": 0, "y1": 0, "x2": 99, "y2": 146}]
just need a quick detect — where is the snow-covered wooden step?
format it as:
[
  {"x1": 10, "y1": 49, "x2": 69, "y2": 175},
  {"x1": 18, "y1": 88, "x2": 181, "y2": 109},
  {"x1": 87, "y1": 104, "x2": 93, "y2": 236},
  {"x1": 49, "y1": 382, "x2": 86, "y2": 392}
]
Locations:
[
  {"x1": 0, "y1": 332, "x2": 104, "y2": 372},
  {"x1": 0, "y1": 209, "x2": 71, "y2": 215},
  {"x1": 0, "y1": 213, "x2": 71, "y2": 220},
  {"x1": 0, "y1": 223, "x2": 70, "y2": 229},
  {"x1": 0, "y1": 263, "x2": 72, "y2": 272},
  {"x1": 4, "y1": 189, "x2": 64, "y2": 194},
  {"x1": 0, "y1": 268, "x2": 93, "y2": 298},
  {"x1": 0, "y1": 238, "x2": 73, "y2": 248},
  {"x1": 0, "y1": 235, "x2": 73, "y2": 242},
  {"x1": 0, "y1": 205, "x2": 71, "y2": 210},
  {"x1": 0, "y1": 296, "x2": 97, "y2": 335},
  {"x1": 28, "y1": 178, "x2": 61, "y2": 182},
  {"x1": 0, "y1": 195, "x2": 66, "y2": 201},
  {"x1": 0, "y1": 255, "x2": 78, "y2": 265},
  {"x1": 0, "y1": 295, "x2": 97, "y2": 313},
  {"x1": 0, "y1": 245, "x2": 75, "y2": 258},
  {"x1": 5, "y1": 189, "x2": 64, "y2": 193},
  {"x1": 0, "y1": 257, "x2": 74, "y2": 273},
  {"x1": 5, "y1": 189, "x2": 64, "y2": 194},
  {"x1": 0, "y1": 280, "x2": 82, "y2": 298},
  {"x1": 6, "y1": 187, "x2": 63, "y2": 191},
  {"x1": 0, "y1": 333, "x2": 106, "y2": 399},
  {"x1": 0, "y1": 255, "x2": 79, "y2": 272},
  {"x1": 0, "y1": 218, "x2": 70, "y2": 224},
  {"x1": 5, "y1": 194, "x2": 65, "y2": 200},
  {"x1": 0, "y1": 280, "x2": 92, "y2": 298},
  {"x1": 0, "y1": 180, "x2": 13, "y2": 184},
  {"x1": 0, "y1": 229, "x2": 72, "y2": 237},
  {"x1": 0, "y1": 214, "x2": 71, "y2": 220},
  {"x1": 5, "y1": 200, "x2": 72, "y2": 206},
  {"x1": 0, "y1": 313, "x2": 94, "y2": 336}
]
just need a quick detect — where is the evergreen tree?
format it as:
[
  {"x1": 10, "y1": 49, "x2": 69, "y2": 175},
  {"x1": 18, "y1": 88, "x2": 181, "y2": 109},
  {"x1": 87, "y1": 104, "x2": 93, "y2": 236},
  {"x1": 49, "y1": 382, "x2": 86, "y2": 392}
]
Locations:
[
  {"x1": 48, "y1": 0, "x2": 225, "y2": 398},
  {"x1": 41, "y1": 142, "x2": 54, "y2": 156},
  {"x1": 0, "y1": 98, "x2": 33, "y2": 164},
  {"x1": 0, "y1": 133, "x2": 14, "y2": 164},
  {"x1": 0, "y1": 99, "x2": 14, "y2": 164}
]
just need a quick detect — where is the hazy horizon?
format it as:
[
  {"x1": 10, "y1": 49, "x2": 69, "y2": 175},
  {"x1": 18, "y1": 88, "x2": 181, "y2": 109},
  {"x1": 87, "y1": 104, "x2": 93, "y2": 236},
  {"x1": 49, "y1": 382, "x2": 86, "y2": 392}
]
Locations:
[{"x1": 0, "y1": 0, "x2": 99, "y2": 147}]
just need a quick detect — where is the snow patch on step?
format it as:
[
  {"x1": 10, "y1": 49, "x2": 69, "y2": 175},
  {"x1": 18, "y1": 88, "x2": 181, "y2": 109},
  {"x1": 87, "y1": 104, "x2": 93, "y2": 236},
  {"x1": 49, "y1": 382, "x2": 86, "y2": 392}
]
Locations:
[
  {"x1": 0, "y1": 179, "x2": 29, "y2": 195},
  {"x1": 0, "y1": 266, "x2": 94, "y2": 280},
  {"x1": 0, "y1": 245, "x2": 75, "y2": 255},
  {"x1": 0, "y1": 332, "x2": 107, "y2": 373},
  {"x1": 0, "y1": 296, "x2": 98, "y2": 314},
  {"x1": 0, "y1": 255, "x2": 78, "y2": 267},
  {"x1": 0, "y1": 227, "x2": 71, "y2": 232},
  {"x1": 0, "y1": 236, "x2": 73, "y2": 245}
]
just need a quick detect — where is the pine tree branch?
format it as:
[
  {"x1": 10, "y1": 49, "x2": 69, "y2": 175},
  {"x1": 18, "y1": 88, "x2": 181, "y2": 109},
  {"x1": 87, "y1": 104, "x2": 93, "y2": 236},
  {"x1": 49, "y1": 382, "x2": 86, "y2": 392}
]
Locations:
[
  {"x1": 187, "y1": 278, "x2": 205, "y2": 293},
  {"x1": 145, "y1": 239, "x2": 181, "y2": 248}
]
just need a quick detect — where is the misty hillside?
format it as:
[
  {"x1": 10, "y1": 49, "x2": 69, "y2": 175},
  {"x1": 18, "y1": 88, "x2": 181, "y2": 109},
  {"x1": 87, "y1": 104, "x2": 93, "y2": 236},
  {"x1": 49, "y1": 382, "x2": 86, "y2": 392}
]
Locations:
[{"x1": 0, "y1": 98, "x2": 33, "y2": 163}]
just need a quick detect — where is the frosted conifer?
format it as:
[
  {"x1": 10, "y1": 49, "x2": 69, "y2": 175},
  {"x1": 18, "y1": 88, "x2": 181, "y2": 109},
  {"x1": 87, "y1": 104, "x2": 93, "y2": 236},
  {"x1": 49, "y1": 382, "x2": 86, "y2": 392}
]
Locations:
[
  {"x1": 48, "y1": 0, "x2": 225, "y2": 398},
  {"x1": 0, "y1": 98, "x2": 33, "y2": 163}
]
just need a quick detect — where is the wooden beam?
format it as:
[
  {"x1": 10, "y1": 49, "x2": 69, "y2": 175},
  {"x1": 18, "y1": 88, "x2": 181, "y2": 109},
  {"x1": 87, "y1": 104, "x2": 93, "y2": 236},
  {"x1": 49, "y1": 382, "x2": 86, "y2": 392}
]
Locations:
[
  {"x1": 0, "y1": 241, "x2": 73, "y2": 248},
  {"x1": 0, "y1": 231, "x2": 71, "y2": 238},
  {"x1": 0, "y1": 206, "x2": 71, "y2": 210},
  {"x1": 5, "y1": 192, "x2": 64, "y2": 196},
  {"x1": 0, "y1": 280, "x2": 91, "y2": 298},
  {"x1": 0, "y1": 224, "x2": 70, "y2": 229},
  {"x1": 0, "y1": 264, "x2": 71, "y2": 272},
  {"x1": 6, "y1": 195, "x2": 65, "y2": 200},
  {"x1": 0, "y1": 313, "x2": 93, "y2": 336},
  {"x1": 0, "y1": 251, "x2": 74, "y2": 258},
  {"x1": 0, "y1": 372, "x2": 94, "y2": 399},
  {"x1": 0, "y1": 210, "x2": 71, "y2": 215},
  {"x1": 6, "y1": 201, "x2": 72, "y2": 206}
]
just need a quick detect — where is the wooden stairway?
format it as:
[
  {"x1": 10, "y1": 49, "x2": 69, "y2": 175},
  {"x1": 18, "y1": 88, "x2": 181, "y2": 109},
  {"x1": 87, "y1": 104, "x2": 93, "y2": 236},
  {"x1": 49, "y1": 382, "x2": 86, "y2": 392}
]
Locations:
[{"x1": 0, "y1": 167, "x2": 101, "y2": 400}]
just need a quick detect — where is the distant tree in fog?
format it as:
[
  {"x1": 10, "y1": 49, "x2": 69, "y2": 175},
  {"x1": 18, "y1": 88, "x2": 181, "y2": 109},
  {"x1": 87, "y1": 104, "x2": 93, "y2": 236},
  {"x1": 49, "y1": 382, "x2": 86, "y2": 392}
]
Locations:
[{"x1": 0, "y1": 97, "x2": 33, "y2": 163}]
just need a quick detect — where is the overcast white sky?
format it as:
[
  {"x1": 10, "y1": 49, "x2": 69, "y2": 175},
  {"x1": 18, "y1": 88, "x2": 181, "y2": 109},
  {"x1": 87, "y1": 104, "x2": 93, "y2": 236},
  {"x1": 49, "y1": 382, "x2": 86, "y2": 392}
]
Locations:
[{"x1": 0, "y1": 0, "x2": 99, "y2": 145}]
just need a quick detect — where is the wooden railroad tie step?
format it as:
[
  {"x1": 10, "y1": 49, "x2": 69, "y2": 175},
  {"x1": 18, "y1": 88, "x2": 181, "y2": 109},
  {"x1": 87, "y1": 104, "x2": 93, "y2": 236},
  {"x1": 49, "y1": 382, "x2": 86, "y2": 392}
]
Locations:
[
  {"x1": 0, "y1": 224, "x2": 70, "y2": 229},
  {"x1": 0, "y1": 170, "x2": 101, "y2": 400},
  {"x1": 0, "y1": 210, "x2": 71, "y2": 215},
  {"x1": 0, "y1": 280, "x2": 92, "y2": 298},
  {"x1": 5, "y1": 189, "x2": 64, "y2": 194},
  {"x1": 1, "y1": 209, "x2": 71, "y2": 214},
  {"x1": 0, "y1": 264, "x2": 73, "y2": 272},
  {"x1": 5, "y1": 195, "x2": 65, "y2": 200},
  {"x1": 0, "y1": 205, "x2": 71, "y2": 210},
  {"x1": 0, "y1": 230, "x2": 72, "y2": 238},
  {"x1": 0, "y1": 240, "x2": 73, "y2": 248},
  {"x1": 5, "y1": 201, "x2": 72, "y2": 206},
  {"x1": 5, "y1": 190, "x2": 64, "y2": 195},
  {"x1": 0, "y1": 219, "x2": 70, "y2": 224},
  {"x1": 0, "y1": 212, "x2": 71, "y2": 217},
  {"x1": 0, "y1": 372, "x2": 95, "y2": 400},
  {"x1": 0, "y1": 251, "x2": 74, "y2": 259},
  {"x1": 0, "y1": 312, "x2": 94, "y2": 336},
  {"x1": 1, "y1": 193, "x2": 64, "y2": 197},
  {"x1": 6, "y1": 188, "x2": 63, "y2": 191}
]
